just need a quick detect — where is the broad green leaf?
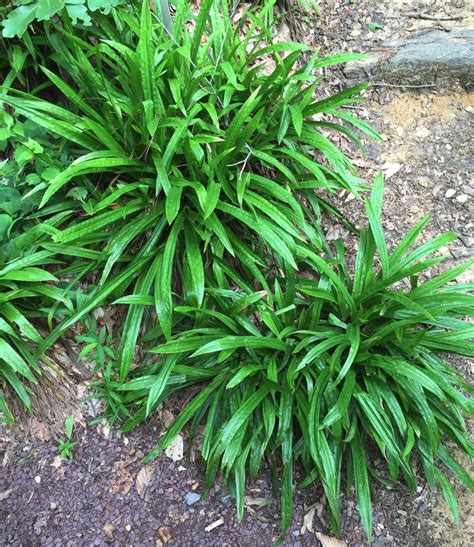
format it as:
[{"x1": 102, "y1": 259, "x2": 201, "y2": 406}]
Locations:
[{"x1": 191, "y1": 336, "x2": 290, "y2": 357}]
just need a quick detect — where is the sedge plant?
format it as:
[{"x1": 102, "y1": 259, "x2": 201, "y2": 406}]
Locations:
[
  {"x1": 110, "y1": 176, "x2": 473, "y2": 539},
  {"x1": 2, "y1": 0, "x2": 376, "y2": 383},
  {"x1": 0, "y1": 0, "x2": 471, "y2": 541}
]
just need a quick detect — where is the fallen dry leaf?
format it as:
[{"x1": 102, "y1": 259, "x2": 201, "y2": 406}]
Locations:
[
  {"x1": 77, "y1": 383, "x2": 103, "y2": 418},
  {"x1": 381, "y1": 161, "x2": 402, "y2": 180},
  {"x1": 30, "y1": 419, "x2": 51, "y2": 442},
  {"x1": 155, "y1": 541, "x2": 163, "y2": 547},
  {"x1": 244, "y1": 496, "x2": 268, "y2": 507},
  {"x1": 136, "y1": 464, "x2": 155, "y2": 498},
  {"x1": 96, "y1": 419, "x2": 111, "y2": 439},
  {"x1": 158, "y1": 526, "x2": 173, "y2": 543},
  {"x1": 164, "y1": 434, "x2": 183, "y2": 462},
  {"x1": 161, "y1": 409, "x2": 175, "y2": 428},
  {"x1": 301, "y1": 504, "x2": 316, "y2": 534},
  {"x1": 103, "y1": 522, "x2": 116, "y2": 539},
  {"x1": 0, "y1": 489, "x2": 12, "y2": 501},
  {"x1": 51, "y1": 455, "x2": 62, "y2": 469},
  {"x1": 315, "y1": 532, "x2": 346, "y2": 547},
  {"x1": 205, "y1": 518, "x2": 224, "y2": 532},
  {"x1": 111, "y1": 465, "x2": 133, "y2": 495}
]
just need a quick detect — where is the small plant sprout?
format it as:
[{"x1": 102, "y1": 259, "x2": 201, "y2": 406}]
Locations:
[{"x1": 58, "y1": 415, "x2": 77, "y2": 460}]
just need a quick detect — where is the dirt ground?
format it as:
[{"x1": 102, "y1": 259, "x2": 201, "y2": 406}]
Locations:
[{"x1": 1, "y1": 1, "x2": 473, "y2": 546}]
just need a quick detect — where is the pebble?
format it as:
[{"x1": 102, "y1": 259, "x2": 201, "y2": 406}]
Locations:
[
  {"x1": 456, "y1": 194, "x2": 468, "y2": 203},
  {"x1": 415, "y1": 127, "x2": 431, "y2": 139},
  {"x1": 185, "y1": 492, "x2": 201, "y2": 505},
  {"x1": 221, "y1": 494, "x2": 232, "y2": 506},
  {"x1": 445, "y1": 188, "x2": 456, "y2": 198},
  {"x1": 416, "y1": 486, "x2": 423, "y2": 493},
  {"x1": 34, "y1": 476, "x2": 41, "y2": 484},
  {"x1": 463, "y1": 186, "x2": 474, "y2": 196},
  {"x1": 125, "y1": 524, "x2": 132, "y2": 532}
]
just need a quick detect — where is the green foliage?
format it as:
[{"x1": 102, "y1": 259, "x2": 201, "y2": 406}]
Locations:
[
  {"x1": 58, "y1": 414, "x2": 77, "y2": 458},
  {"x1": 3, "y1": 1, "x2": 372, "y2": 384},
  {"x1": 0, "y1": 110, "x2": 75, "y2": 420},
  {"x1": 76, "y1": 315, "x2": 117, "y2": 372},
  {"x1": 367, "y1": 21, "x2": 383, "y2": 32},
  {"x1": 117, "y1": 177, "x2": 473, "y2": 538},
  {"x1": 1, "y1": 0, "x2": 125, "y2": 37},
  {"x1": 0, "y1": 0, "x2": 472, "y2": 540}
]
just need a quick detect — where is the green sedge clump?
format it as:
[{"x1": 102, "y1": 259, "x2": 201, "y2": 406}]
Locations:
[
  {"x1": 0, "y1": 0, "x2": 472, "y2": 541},
  {"x1": 106, "y1": 176, "x2": 474, "y2": 539},
  {"x1": 3, "y1": 1, "x2": 375, "y2": 380}
]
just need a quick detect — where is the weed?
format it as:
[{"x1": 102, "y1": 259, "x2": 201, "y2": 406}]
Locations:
[{"x1": 57, "y1": 415, "x2": 77, "y2": 459}]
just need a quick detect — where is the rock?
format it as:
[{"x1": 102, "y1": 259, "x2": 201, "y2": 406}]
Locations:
[
  {"x1": 463, "y1": 185, "x2": 474, "y2": 196},
  {"x1": 456, "y1": 193, "x2": 469, "y2": 203},
  {"x1": 164, "y1": 434, "x2": 183, "y2": 462},
  {"x1": 185, "y1": 491, "x2": 201, "y2": 505},
  {"x1": 221, "y1": 494, "x2": 232, "y2": 506},
  {"x1": 33, "y1": 516, "x2": 48, "y2": 535},
  {"x1": 415, "y1": 127, "x2": 430, "y2": 139},
  {"x1": 344, "y1": 30, "x2": 474, "y2": 89},
  {"x1": 445, "y1": 188, "x2": 456, "y2": 198},
  {"x1": 102, "y1": 523, "x2": 116, "y2": 540},
  {"x1": 418, "y1": 177, "x2": 430, "y2": 188}
]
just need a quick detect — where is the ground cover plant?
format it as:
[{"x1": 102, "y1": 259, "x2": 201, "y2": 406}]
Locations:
[
  {"x1": 108, "y1": 176, "x2": 474, "y2": 539},
  {"x1": 0, "y1": 0, "x2": 473, "y2": 541},
  {"x1": 1, "y1": 0, "x2": 126, "y2": 38},
  {"x1": 2, "y1": 0, "x2": 374, "y2": 377},
  {"x1": 0, "y1": 109, "x2": 75, "y2": 420}
]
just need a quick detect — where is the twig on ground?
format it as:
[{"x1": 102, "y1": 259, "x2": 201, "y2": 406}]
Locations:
[
  {"x1": 371, "y1": 82, "x2": 437, "y2": 89},
  {"x1": 406, "y1": 12, "x2": 462, "y2": 22}
]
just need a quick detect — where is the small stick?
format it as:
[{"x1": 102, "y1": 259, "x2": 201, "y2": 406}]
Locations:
[
  {"x1": 371, "y1": 82, "x2": 437, "y2": 89},
  {"x1": 406, "y1": 12, "x2": 462, "y2": 21}
]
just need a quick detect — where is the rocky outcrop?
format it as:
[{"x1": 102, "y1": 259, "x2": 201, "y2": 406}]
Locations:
[{"x1": 344, "y1": 29, "x2": 474, "y2": 90}]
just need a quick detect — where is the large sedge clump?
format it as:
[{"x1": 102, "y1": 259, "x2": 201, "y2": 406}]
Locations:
[
  {"x1": 111, "y1": 177, "x2": 474, "y2": 539},
  {"x1": 0, "y1": 0, "x2": 472, "y2": 540}
]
